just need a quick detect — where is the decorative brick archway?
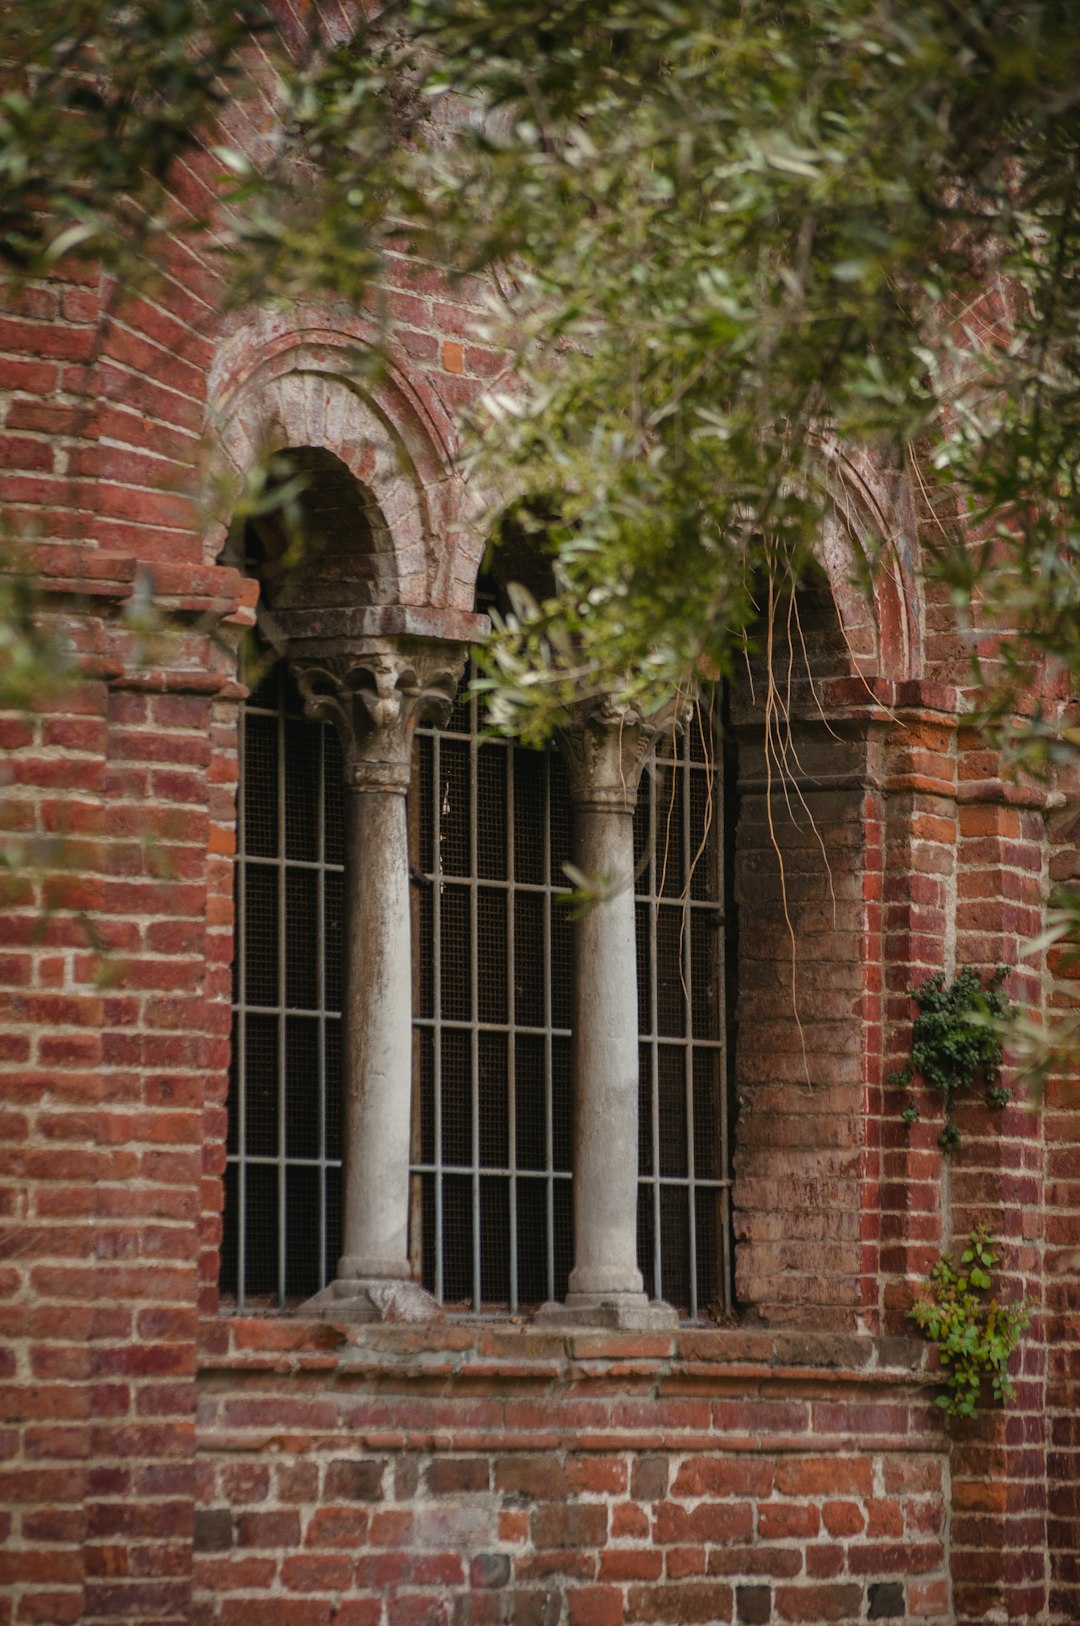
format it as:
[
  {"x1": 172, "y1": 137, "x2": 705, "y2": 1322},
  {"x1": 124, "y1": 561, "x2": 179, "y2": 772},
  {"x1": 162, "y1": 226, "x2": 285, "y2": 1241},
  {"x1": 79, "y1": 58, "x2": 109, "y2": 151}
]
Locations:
[{"x1": 207, "y1": 318, "x2": 487, "y2": 610}]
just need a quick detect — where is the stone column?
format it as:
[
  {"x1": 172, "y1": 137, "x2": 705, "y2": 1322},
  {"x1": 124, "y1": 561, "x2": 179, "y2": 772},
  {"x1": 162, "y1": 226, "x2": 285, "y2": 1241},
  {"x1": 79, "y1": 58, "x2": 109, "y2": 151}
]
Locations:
[
  {"x1": 537, "y1": 691, "x2": 690, "y2": 1330},
  {"x1": 290, "y1": 636, "x2": 465, "y2": 1322}
]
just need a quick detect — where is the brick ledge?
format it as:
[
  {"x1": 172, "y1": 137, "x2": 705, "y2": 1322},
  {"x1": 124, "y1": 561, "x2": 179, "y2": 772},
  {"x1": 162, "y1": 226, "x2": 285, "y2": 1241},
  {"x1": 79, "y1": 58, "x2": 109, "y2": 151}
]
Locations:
[{"x1": 199, "y1": 1314, "x2": 932, "y2": 1390}]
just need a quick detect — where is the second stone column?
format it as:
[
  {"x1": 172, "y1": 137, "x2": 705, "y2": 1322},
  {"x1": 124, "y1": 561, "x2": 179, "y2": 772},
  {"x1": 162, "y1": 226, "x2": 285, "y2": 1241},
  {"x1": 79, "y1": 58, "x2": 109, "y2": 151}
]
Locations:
[{"x1": 537, "y1": 691, "x2": 690, "y2": 1330}]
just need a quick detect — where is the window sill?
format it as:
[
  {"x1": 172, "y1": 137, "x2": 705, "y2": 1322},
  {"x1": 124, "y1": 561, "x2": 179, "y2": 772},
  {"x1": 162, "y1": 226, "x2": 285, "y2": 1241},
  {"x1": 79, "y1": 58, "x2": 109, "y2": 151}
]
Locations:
[{"x1": 200, "y1": 1312, "x2": 932, "y2": 1392}]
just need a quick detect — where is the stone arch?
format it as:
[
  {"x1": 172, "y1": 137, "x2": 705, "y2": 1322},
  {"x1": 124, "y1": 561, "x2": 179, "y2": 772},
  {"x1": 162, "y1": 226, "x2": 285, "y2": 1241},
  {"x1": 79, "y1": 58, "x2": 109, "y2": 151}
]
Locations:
[{"x1": 205, "y1": 317, "x2": 487, "y2": 609}]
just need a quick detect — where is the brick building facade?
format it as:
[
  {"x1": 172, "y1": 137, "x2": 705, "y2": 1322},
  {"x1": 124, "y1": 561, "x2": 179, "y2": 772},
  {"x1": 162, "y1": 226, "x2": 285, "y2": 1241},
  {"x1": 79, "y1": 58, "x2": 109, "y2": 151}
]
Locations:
[{"x1": 1, "y1": 7, "x2": 1078, "y2": 1624}]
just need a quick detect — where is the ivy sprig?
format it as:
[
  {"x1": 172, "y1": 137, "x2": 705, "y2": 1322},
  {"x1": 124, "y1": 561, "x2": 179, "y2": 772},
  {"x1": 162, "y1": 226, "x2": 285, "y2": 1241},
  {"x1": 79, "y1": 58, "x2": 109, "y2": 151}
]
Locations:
[
  {"x1": 909, "y1": 1226, "x2": 1030, "y2": 1419},
  {"x1": 889, "y1": 966, "x2": 1014, "y2": 1151}
]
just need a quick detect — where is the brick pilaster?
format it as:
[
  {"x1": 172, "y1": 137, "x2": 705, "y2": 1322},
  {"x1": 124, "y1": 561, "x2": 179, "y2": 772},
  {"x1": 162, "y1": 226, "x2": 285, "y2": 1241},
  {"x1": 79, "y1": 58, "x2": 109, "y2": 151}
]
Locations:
[{"x1": 948, "y1": 741, "x2": 1052, "y2": 1626}]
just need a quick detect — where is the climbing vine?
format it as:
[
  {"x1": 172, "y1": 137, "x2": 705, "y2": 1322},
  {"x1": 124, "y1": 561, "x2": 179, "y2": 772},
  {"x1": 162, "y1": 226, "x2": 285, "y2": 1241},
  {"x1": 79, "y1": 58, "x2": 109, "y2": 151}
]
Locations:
[
  {"x1": 909, "y1": 1226, "x2": 1030, "y2": 1418},
  {"x1": 889, "y1": 967, "x2": 1014, "y2": 1151}
]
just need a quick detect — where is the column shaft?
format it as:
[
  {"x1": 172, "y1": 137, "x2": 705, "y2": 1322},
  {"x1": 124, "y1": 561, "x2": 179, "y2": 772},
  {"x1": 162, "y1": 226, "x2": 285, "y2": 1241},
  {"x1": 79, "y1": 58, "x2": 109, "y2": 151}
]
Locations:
[
  {"x1": 285, "y1": 633, "x2": 469, "y2": 1322},
  {"x1": 567, "y1": 804, "x2": 643, "y2": 1299},
  {"x1": 339, "y1": 784, "x2": 413, "y2": 1280},
  {"x1": 536, "y1": 689, "x2": 690, "y2": 1329}
]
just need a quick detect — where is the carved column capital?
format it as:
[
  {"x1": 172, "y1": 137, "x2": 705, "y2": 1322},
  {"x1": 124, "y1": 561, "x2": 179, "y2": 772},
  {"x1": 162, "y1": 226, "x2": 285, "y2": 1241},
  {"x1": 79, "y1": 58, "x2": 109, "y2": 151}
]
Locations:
[
  {"x1": 291, "y1": 636, "x2": 466, "y2": 793},
  {"x1": 555, "y1": 690, "x2": 695, "y2": 813}
]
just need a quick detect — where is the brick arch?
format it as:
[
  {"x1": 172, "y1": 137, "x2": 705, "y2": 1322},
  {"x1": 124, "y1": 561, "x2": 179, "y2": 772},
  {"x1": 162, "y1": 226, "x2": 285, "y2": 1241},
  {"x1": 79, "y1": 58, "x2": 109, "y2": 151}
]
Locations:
[
  {"x1": 206, "y1": 321, "x2": 486, "y2": 609},
  {"x1": 818, "y1": 444, "x2": 922, "y2": 683}
]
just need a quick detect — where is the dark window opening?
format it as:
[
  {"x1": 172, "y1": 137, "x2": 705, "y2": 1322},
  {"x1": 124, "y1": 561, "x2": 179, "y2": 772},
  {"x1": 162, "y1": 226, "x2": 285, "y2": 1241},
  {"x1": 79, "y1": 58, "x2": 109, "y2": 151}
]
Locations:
[
  {"x1": 634, "y1": 694, "x2": 732, "y2": 1320},
  {"x1": 409, "y1": 659, "x2": 576, "y2": 1312},
  {"x1": 223, "y1": 618, "x2": 734, "y2": 1317},
  {"x1": 221, "y1": 658, "x2": 345, "y2": 1305}
]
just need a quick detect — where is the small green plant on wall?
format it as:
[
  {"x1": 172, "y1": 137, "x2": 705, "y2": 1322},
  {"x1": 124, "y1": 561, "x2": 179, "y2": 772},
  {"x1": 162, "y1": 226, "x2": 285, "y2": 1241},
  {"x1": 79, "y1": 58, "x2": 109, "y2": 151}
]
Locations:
[
  {"x1": 889, "y1": 966, "x2": 1014, "y2": 1151},
  {"x1": 909, "y1": 1226, "x2": 1030, "y2": 1418}
]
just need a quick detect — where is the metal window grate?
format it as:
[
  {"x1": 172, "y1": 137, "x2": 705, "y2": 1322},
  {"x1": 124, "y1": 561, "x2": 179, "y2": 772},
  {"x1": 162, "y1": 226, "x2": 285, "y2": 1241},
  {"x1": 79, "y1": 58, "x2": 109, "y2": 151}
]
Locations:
[
  {"x1": 409, "y1": 673, "x2": 576, "y2": 1313},
  {"x1": 223, "y1": 647, "x2": 732, "y2": 1318},
  {"x1": 221, "y1": 659, "x2": 344, "y2": 1308},
  {"x1": 634, "y1": 695, "x2": 731, "y2": 1319},
  {"x1": 410, "y1": 671, "x2": 731, "y2": 1318}
]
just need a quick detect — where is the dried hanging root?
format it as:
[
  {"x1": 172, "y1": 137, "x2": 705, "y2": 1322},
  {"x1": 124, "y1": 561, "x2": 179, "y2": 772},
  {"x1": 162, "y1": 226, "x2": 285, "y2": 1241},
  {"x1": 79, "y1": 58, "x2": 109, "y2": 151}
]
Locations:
[{"x1": 761, "y1": 561, "x2": 813, "y2": 1089}]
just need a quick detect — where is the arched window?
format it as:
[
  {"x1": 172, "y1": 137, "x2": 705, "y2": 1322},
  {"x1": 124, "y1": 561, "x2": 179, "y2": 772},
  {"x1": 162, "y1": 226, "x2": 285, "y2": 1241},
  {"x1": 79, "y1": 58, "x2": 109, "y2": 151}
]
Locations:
[{"x1": 222, "y1": 593, "x2": 734, "y2": 1318}]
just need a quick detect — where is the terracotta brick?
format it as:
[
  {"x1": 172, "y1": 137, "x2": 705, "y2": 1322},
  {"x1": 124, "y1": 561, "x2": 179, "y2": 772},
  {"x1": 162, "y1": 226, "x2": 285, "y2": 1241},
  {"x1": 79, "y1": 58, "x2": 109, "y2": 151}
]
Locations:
[
  {"x1": 236, "y1": 1511, "x2": 302, "y2": 1549},
  {"x1": 671, "y1": 1459, "x2": 774, "y2": 1499},
  {"x1": 774, "y1": 1457, "x2": 874, "y2": 1497},
  {"x1": 568, "y1": 1586, "x2": 624, "y2": 1626},
  {"x1": 774, "y1": 1583, "x2": 864, "y2": 1621},
  {"x1": 600, "y1": 1549, "x2": 663, "y2": 1582},
  {"x1": 611, "y1": 1503, "x2": 651, "y2": 1540},
  {"x1": 665, "y1": 1547, "x2": 707, "y2": 1580},
  {"x1": 626, "y1": 1582, "x2": 734, "y2": 1623},
  {"x1": 304, "y1": 1507, "x2": 369, "y2": 1548},
  {"x1": 281, "y1": 1553, "x2": 352, "y2": 1591},
  {"x1": 757, "y1": 1502, "x2": 820, "y2": 1541},
  {"x1": 566, "y1": 1456, "x2": 627, "y2": 1496},
  {"x1": 654, "y1": 1502, "x2": 754, "y2": 1546},
  {"x1": 822, "y1": 1499, "x2": 865, "y2": 1537},
  {"x1": 495, "y1": 1455, "x2": 568, "y2": 1501}
]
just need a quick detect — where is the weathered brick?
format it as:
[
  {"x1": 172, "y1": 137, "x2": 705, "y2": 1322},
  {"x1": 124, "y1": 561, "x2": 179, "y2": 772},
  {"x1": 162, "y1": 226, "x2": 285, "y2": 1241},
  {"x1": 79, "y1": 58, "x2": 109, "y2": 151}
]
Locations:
[
  {"x1": 532, "y1": 1503, "x2": 607, "y2": 1551},
  {"x1": 281, "y1": 1553, "x2": 352, "y2": 1591},
  {"x1": 867, "y1": 1581, "x2": 906, "y2": 1619},
  {"x1": 626, "y1": 1582, "x2": 734, "y2": 1623},
  {"x1": 630, "y1": 1456, "x2": 668, "y2": 1502},
  {"x1": 304, "y1": 1506, "x2": 369, "y2": 1549},
  {"x1": 735, "y1": 1587, "x2": 772, "y2": 1626},
  {"x1": 757, "y1": 1502, "x2": 820, "y2": 1541},
  {"x1": 235, "y1": 1510, "x2": 302, "y2": 1549},
  {"x1": 470, "y1": 1553, "x2": 511, "y2": 1589},
  {"x1": 600, "y1": 1549, "x2": 663, "y2": 1582},
  {"x1": 323, "y1": 1460, "x2": 385, "y2": 1502},
  {"x1": 774, "y1": 1457, "x2": 873, "y2": 1498},
  {"x1": 495, "y1": 1455, "x2": 568, "y2": 1502},
  {"x1": 775, "y1": 1583, "x2": 865, "y2": 1622}
]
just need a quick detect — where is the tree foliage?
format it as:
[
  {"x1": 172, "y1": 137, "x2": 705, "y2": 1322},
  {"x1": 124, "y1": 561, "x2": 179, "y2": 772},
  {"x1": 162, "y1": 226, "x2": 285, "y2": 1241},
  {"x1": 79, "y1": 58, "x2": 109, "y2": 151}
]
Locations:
[
  {"x1": 3, "y1": 2, "x2": 1080, "y2": 805},
  {"x1": 5, "y1": 2, "x2": 1080, "y2": 716},
  {"x1": 197, "y1": 0, "x2": 1080, "y2": 736},
  {"x1": 226, "y1": 0, "x2": 1080, "y2": 1025}
]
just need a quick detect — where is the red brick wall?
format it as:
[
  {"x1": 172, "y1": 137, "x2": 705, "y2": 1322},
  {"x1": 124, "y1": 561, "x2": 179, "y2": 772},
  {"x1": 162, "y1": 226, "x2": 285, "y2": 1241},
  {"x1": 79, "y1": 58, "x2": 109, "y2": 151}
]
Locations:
[
  {"x1": 878, "y1": 694, "x2": 958, "y2": 1321},
  {"x1": 1046, "y1": 768, "x2": 1080, "y2": 1626},
  {"x1": 946, "y1": 769, "x2": 1050, "y2": 1626},
  {"x1": 0, "y1": 561, "x2": 250, "y2": 1623},
  {"x1": 193, "y1": 1321, "x2": 949, "y2": 1626},
  {"x1": 730, "y1": 582, "x2": 894, "y2": 1330},
  {"x1": 1, "y1": 5, "x2": 1078, "y2": 1622},
  {"x1": 732, "y1": 721, "x2": 874, "y2": 1326}
]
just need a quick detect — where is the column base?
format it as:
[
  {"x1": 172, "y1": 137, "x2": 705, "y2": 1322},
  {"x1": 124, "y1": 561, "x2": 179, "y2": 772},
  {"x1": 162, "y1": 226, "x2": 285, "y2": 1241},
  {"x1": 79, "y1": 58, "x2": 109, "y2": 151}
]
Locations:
[
  {"x1": 533, "y1": 1293, "x2": 678, "y2": 1331},
  {"x1": 300, "y1": 1277, "x2": 444, "y2": 1324}
]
